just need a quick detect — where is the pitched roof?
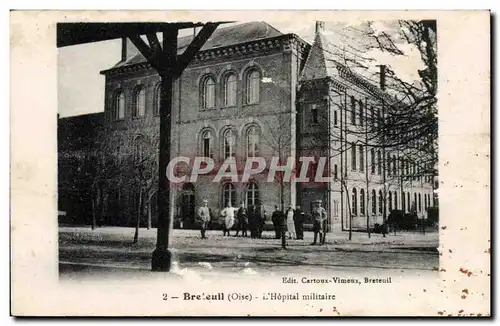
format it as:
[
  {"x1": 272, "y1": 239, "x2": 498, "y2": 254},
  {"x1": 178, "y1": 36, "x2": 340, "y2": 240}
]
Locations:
[
  {"x1": 300, "y1": 27, "x2": 393, "y2": 102},
  {"x1": 108, "y1": 21, "x2": 283, "y2": 71}
]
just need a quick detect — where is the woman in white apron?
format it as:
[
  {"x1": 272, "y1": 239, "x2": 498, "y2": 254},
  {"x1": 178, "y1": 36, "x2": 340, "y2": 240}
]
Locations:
[{"x1": 286, "y1": 206, "x2": 296, "y2": 239}]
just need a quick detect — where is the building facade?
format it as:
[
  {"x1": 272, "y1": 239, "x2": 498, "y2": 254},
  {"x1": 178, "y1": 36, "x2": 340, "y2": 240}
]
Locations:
[{"x1": 59, "y1": 21, "x2": 436, "y2": 231}]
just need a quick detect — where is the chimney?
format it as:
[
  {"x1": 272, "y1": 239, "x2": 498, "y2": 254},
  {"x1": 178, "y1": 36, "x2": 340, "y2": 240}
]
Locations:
[
  {"x1": 315, "y1": 21, "x2": 325, "y2": 34},
  {"x1": 121, "y1": 36, "x2": 140, "y2": 62},
  {"x1": 379, "y1": 65, "x2": 386, "y2": 91}
]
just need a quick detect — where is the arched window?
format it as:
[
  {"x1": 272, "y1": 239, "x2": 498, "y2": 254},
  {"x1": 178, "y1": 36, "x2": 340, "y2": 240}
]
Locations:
[
  {"x1": 378, "y1": 190, "x2": 383, "y2": 214},
  {"x1": 371, "y1": 189, "x2": 376, "y2": 215},
  {"x1": 245, "y1": 69, "x2": 260, "y2": 104},
  {"x1": 360, "y1": 189, "x2": 365, "y2": 216},
  {"x1": 418, "y1": 193, "x2": 422, "y2": 212},
  {"x1": 133, "y1": 86, "x2": 146, "y2": 117},
  {"x1": 359, "y1": 145, "x2": 364, "y2": 172},
  {"x1": 202, "y1": 76, "x2": 215, "y2": 109},
  {"x1": 351, "y1": 143, "x2": 357, "y2": 171},
  {"x1": 114, "y1": 91, "x2": 125, "y2": 120},
  {"x1": 377, "y1": 150, "x2": 382, "y2": 175},
  {"x1": 246, "y1": 183, "x2": 259, "y2": 207},
  {"x1": 359, "y1": 100, "x2": 364, "y2": 126},
  {"x1": 246, "y1": 126, "x2": 260, "y2": 157},
  {"x1": 201, "y1": 130, "x2": 213, "y2": 158},
  {"x1": 134, "y1": 136, "x2": 144, "y2": 164},
  {"x1": 223, "y1": 73, "x2": 237, "y2": 107},
  {"x1": 371, "y1": 148, "x2": 375, "y2": 174},
  {"x1": 352, "y1": 188, "x2": 357, "y2": 216},
  {"x1": 223, "y1": 128, "x2": 236, "y2": 159},
  {"x1": 222, "y1": 183, "x2": 236, "y2": 207},
  {"x1": 388, "y1": 191, "x2": 392, "y2": 212},
  {"x1": 350, "y1": 96, "x2": 356, "y2": 125},
  {"x1": 153, "y1": 82, "x2": 161, "y2": 115}
]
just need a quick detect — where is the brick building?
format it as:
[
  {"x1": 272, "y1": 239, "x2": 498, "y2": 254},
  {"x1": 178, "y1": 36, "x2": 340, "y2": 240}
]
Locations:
[{"x1": 59, "y1": 21, "x2": 436, "y2": 231}]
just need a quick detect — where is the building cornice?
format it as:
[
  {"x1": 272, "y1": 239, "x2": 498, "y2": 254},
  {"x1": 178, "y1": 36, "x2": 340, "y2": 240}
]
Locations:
[{"x1": 100, "y1": 33, "x2": 311, "y2": 77}]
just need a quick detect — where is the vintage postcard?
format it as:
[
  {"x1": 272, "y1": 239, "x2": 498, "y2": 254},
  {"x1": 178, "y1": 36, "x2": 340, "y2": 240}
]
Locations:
[{"x1": 10, "y1": 10, "x2": 490, "y2": 317}]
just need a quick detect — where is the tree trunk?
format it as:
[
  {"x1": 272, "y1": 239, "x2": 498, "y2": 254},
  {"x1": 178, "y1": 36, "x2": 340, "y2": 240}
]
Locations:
[
  {"x1": 133, "y1": 188, "x2": 143, "y2": 244},
  {"x1": 91, "y1": 197, "x2": 96, "y2": 230},
  {"x1": 342, "y1": 181, "x2": 352, "y2": 241},
  {"x1": 147, "y1": 195, "x2": 152, "y2": 230}
]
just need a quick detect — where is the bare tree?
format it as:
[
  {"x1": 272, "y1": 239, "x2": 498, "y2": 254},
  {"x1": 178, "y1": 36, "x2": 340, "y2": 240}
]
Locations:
[
  {"x1": 127, "y1": 132, "x2": 159, "y2": 244},
  {"x1": 262, "y1": 113, "x2": 294, "y2": 211}
]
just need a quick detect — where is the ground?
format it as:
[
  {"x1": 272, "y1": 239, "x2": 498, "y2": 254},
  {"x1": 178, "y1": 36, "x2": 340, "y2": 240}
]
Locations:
[{"x1": 59, "y1": 226, "x2": 439, "y2": 279}]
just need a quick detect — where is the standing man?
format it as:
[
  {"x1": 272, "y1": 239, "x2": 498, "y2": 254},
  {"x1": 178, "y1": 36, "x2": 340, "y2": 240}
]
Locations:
[
  {"x1": 197, "y1": 199, "x2": 211, "y2": 239},
  {"x1": 311, "y1": 199, "x2": 327, "y2": 245},
  {"x1": 221, "y1": 201, "x2": 235, "y2": 236},
  {"x1": 294, "y1": 205, "x2": 305, "y2": 240},
  {"x1": 235, "y1": 202, "x2": 248, "y2": 237},
  {"x1": 271, "y1": 205, "x2": 281, "y2": 239}
]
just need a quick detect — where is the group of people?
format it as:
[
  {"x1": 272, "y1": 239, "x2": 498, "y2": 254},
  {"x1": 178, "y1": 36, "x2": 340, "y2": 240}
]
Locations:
[{"x1": 196, "y1": 199, "x2": 328, "y2": 247}]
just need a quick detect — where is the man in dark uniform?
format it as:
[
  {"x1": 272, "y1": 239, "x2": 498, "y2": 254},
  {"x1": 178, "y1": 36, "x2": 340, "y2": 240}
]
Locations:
[
  {"x1": 311, "y1": 199, "x2": 327, "y2": 245},
  {"x1": 248, "y1": 205, "x2": 256, "y2": 238},
  {"x1": 293, "y1": 205, "x2": 305, "y2": 240},
  {"x1": 255, "y1": 202, "x2": 264, "y2": 238},
  {"x1": 235, "y1": 202, "x2": 248, "y2": 237},
  {"x1": 271, "y1": 205, "x2": 281, "y2": 239},
  {"x1": 278, "y1": 206, "x2": 288, "y2": 249}
]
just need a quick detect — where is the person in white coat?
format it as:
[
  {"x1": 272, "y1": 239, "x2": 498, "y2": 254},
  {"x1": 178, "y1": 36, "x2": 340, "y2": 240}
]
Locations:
[
  {"x1": 220, "y1": 201, "x2": 236, "y2": 236},
  {"x1": 285, "y1": 206, "x2": 296, "y2": 239}
]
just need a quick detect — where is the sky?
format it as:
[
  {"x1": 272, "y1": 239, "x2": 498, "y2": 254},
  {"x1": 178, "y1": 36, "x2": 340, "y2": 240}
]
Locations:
[{"x1": 57, "y1": 21, "x2": 424, "y2": 118}]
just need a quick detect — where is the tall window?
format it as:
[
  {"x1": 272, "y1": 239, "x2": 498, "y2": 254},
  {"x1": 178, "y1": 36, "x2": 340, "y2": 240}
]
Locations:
[
  {"x1": 246, "y1": 69, "x2": 260, "y2": 104},
  {"x1": 402, "y1": 191, "x2": 406, "y2": 212},
  {"x1": 334, "y1": 110, "x2": 338, "y2": 127},
  {"x1": 388, "y1": 191, "x2": 392, "y2": 212},
  {"x1": 114, "y1": 91, "x2": 125, "y2": 120},
  {"x1": 133, "y1": 86, "x2": 146, "y2": 117},
  {"x1": 392, "y1": 156, "x2": 397, "y2": 175},
  {"x1": 387, "y1": 154, "x2": 392, "y2": 176},
  {"x1": 201, "y1": 130, "x2": 213, "y2": 158},
  {"x1": 350, "y1": 96, "x2": 356, "y2": 125},
  {"x1": 223, "y1": 128, "x2": 236, "y2": 159},
  {"x1": 371, "y1": 148, "x2": 375, "y2": 174},
  {"x1": 334, "y1": 164, "x2": 338, "y2": 180},
  {"x1": 246, "y1": 183, "x2": 259, "y2": 207},
  {"x1": 407, "y1": 192, "x2": 411, "y2": 212},
  {"x1": 377, "y1": 107, "x2": 382, "y2": 127},
  {"x1": 134, "y1": 137, "x2": 143, "y2": 164},
  {"x1": 223, "y1": 73, "x2": 237, "y2": 107},
  {"x1": 360, "y1": 189, "x2": 365, "y2": 216},
  {"x1": 222, "y1": 183, "x2": 236, "y2": 207},
  {"x1": 359, "y1": 100, "x2": 364, "y2": 126},
  {"x1": 418, "y1": 193, "x2": 422, "y2": 212},
  {"x1": 246, "y1": 126, "x2": 260, "y2": 157},
  {"x1": 352, "y1": 188, "x2": 357, "y2": 216},
  {"x1": 371, "y1": 190, "x2": 376, "y2": 215},
  {"x1": 359, "y1": 145, "x2": 364, "y2": 172},
  {"x1": 202, "y1": 76, "x2": 215, "y2": 109},
  {"x1": 311, "y1": 104, "x2": 318, "y2": 124},
  {"x1": 351, "y1": 143, "x2": 357, "y2": 170},
  {"x1": 378, "y1": 190, "x2": 383, "y2": 214},
  {"x1": 153, "y1": 82, "x2": 161, "y2": 115},
  {"x1": 377, "y1": 150, "x2": 382, "y2": 175},
  {"x1": 414, "y1": 193, "x2": 417, "y2": 212},
  {"x1": 394, "y1": 191, "x2": 398, "y2": 210}
]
